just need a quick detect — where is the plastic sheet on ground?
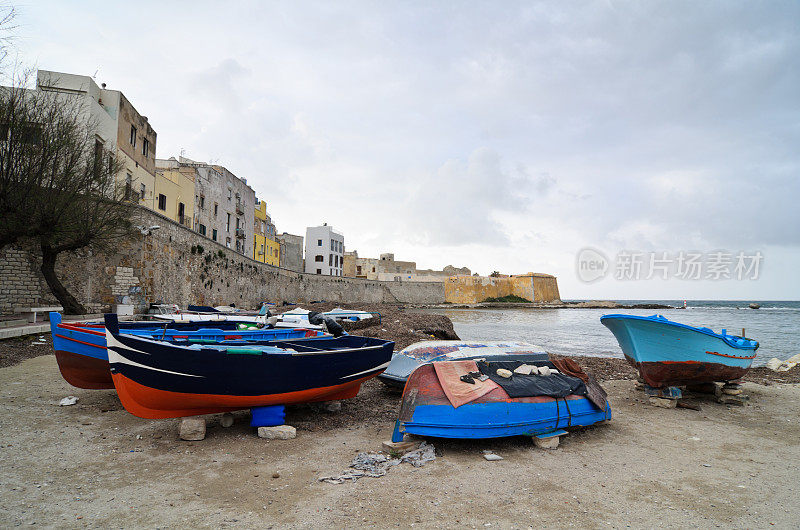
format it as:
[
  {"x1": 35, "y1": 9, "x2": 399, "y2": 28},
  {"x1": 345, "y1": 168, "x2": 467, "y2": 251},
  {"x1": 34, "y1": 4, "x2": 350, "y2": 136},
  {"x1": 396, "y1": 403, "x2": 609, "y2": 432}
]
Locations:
[{"x1": 318, "y1": 441, "x2": 436, "y2": 484}]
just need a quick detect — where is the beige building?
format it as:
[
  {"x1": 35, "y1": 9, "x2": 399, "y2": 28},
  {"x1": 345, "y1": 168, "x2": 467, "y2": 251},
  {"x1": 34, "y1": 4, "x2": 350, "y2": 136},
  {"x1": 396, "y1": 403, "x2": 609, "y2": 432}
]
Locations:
[
  {"x1": 152, "y1": 167, "x2": 195, "y2": 228},
  {"x1": 36, "y1": 70, "x2": 157, "y2": 205},
  {"x1": 343, "y1": 250, "x2": 471, "y2": 281}
]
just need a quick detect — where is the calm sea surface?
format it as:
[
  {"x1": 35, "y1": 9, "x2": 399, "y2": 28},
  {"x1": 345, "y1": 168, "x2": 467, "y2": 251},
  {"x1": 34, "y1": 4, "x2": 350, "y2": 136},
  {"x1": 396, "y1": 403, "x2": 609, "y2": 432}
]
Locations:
[{"x1": 422, "y1": 300, "x2": 800, "y2": 366}]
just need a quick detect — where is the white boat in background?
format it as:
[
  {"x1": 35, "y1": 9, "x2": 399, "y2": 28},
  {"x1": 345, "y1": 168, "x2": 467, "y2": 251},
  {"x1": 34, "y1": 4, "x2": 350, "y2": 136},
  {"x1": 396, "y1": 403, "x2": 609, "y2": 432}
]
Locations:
[{"x1": 281, "y1": 307, "x2": 376, "y2": 322}]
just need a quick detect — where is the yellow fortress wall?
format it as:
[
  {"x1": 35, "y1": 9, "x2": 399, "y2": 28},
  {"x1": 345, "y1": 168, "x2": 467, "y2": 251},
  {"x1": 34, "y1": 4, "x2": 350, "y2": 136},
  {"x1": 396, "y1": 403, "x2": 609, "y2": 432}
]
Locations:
[{"x1": 444, "y1": 273, "x2": 560, "y2": 304}]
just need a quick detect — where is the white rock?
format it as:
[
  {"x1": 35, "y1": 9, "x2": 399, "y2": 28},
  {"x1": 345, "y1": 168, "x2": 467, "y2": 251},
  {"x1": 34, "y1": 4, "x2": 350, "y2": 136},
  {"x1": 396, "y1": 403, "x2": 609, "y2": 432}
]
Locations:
[
  {"x1": 257, "y1": 425, "x2": 296, "y2": 440},
  {"x1": 483, "y1": 453, "x2": 503, "y2": 461},
  {"x1": 59, "y1": 396, "x2": 78, "y2": 406},
  {"x1": 766, "y1": 354, "x2": 800, "y2": 372},
  {"x1": 220, "y1": 412, "x2": 235, "y2": 428},
  {"x1": 496, "y1": 368, "x2": 513, "y2": 378},
  {"x1": 513, "y1": 364, "x2": 533, "y2": 375},
  {"x1": 538, "y1": 366, "x2": 552, "y2": 376},
  {"x1": 179, "y1": 418, "x2": 206, "y2": 441}
]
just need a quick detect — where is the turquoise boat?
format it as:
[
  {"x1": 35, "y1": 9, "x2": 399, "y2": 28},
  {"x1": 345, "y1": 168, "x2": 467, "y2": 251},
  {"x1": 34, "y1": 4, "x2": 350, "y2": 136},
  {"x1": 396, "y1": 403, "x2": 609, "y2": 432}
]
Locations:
[{"x1": 600, "y1": 314, "x2": 759, "y2": 388}]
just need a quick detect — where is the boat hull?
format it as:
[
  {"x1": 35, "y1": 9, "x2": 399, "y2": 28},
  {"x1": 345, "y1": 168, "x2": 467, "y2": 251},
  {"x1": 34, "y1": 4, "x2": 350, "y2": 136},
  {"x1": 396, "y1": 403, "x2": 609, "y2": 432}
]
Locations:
[
  {"x1": 49, "y1": 312, "x2": 322, "y2": 390},
  {"x1": 601, "y1": 314, "x2": 758, "y2": 387},
  {"x1": 104, "y1": 314, "x2": 394, "y2": 418},
  {"x1": 393, "y1": 363, "x2": 610, "y2": 441},
  {"x1": 378, "y1": 341, "x2": 549, "y2": 387},
  {"x1": 54, "y1": 350, "x2": 115, "y2": 389}
]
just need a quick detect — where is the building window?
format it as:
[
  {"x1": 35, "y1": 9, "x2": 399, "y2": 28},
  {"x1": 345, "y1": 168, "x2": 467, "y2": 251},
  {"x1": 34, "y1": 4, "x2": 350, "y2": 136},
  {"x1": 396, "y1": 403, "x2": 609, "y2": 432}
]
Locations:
[
  {"x1": 199, "y1": 195, "x2": 205, "y2": 209},
  {"x1": 316, "y1": 269, "x2": 321, "y2": 275},
  {"x1": 228, "y1": 188, "x2": 232, "y2": 201},
  {"x1": 329, "y1": 254, "x2": 333, "y2": 266},
  {"x1": 315, "y1": 255, "x2": 323, "y2": 262},
  {"x1": 236, "y1": 217, "x2": 240, "y2": 229},
  {"x1": 357, "y1": 266, "x2": 362, "y2": 274},
  {"x1": 226, "y1": 213, "x2": 231, "y2": 232},
  {"x1": 330, "y1": 240, "x2": 334, "y2": 251},
  {"x1": 142, "y1": 138, "x2": 149, "y2": 157},
  {"x1": 124, "y1": 173, "x2": 133, "y2": 199},
  {"x1": 198, "y1": 224, "x2": 206, "y2": 236},
  {"x1": 129, "y1": 125, "x2": 136, "y2": 147},
  {"x1": 212, "y1": 229, "x2": 217, "y2": 241},
  {"x1": 158, "y1": 194, "x2": 166, "y2": 210},
  {"x1": 214, "y1": 203, "x2": 218, "y2": 217},
  {"x1": 236, "y1": 240, "x2": 241, "y2": 252},
  {"x1": 316, "y1": 239, "x2": 322, "y2": 246},
  {"x1": 139, "y1": 183, "x2": 146, "y2": 201},
  {"x1": 226, "y1": 237, "x2": 231, "y2": 248}
]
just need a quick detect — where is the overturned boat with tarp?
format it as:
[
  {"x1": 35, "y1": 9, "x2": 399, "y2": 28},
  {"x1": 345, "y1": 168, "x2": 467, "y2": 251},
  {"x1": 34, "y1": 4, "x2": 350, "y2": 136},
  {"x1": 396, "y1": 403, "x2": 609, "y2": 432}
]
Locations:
[{"x1": 392, "y1": 353, "x2": 611, "y2": 442}]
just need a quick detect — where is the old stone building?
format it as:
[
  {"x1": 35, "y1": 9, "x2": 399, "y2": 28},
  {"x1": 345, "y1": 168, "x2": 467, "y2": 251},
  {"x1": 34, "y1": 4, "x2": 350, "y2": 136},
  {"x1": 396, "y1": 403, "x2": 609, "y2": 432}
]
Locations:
[
  {"x1": 155, "y1": 157, "x2": 255, "y2": 258},
  {"x1": 277, "y1": 233, "x2": 304, "y2": 272}
]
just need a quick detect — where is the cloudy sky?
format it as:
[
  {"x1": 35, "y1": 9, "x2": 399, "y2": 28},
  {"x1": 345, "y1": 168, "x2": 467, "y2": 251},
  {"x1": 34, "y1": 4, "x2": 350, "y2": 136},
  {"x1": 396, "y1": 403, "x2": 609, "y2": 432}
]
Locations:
[{"x1": 9, "y1": 1, "x2": 800, "y2": 299}]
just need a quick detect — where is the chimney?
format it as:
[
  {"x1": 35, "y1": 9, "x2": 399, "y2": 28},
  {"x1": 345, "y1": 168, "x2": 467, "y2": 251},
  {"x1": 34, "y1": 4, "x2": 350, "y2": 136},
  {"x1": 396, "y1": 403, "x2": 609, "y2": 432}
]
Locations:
[{"x1": 101, "y1": 83, "x2": 106, "y2": 89}]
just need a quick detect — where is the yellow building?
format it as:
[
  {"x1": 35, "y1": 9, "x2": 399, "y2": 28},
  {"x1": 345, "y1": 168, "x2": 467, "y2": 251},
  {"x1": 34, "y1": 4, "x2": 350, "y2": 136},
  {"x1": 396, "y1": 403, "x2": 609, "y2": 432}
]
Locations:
[
  {"x1": 253, "y1": 199, "x2": 280, "y2": 266},
  {"x1": 153, "y1": 168, "x2": 195, "y2": 230}
]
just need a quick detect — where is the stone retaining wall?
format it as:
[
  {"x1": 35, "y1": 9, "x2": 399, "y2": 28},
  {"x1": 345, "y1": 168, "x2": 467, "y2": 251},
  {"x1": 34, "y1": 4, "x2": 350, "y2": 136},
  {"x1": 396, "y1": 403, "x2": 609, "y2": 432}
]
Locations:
[{"x1": 0, "y1": 208, "x2": 445, "y2": 314}]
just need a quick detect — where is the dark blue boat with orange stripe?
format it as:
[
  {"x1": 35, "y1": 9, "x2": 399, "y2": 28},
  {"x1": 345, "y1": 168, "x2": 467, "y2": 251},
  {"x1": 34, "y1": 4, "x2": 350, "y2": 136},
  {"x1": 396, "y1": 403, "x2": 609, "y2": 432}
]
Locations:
[
  {"x1": 601, "y1": 314, "x2": 759, "y2": 388},
  {"x1": 49, "y1": 312, "x2": 322, "y2": 390},
  {"x1": 103, "y1": 314, "x2": 394, "y2": 419}
]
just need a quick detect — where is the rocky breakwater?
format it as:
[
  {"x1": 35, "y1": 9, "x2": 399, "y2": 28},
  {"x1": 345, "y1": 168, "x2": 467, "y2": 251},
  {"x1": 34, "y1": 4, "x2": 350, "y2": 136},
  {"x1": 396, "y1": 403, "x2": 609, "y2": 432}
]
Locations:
[{"x1": 274, "y1": 302, "x2": 460, "y2": 350}]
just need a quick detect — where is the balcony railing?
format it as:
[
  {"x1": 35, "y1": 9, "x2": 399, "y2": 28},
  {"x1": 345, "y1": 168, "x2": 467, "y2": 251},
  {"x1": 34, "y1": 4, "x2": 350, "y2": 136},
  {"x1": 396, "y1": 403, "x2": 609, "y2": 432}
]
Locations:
[
  {"x1": 235, "y1": 227, "x2": 246, "y2": 239},
  {"x1": 235, "y1": 201, "x2": 245, "y2": 215}
]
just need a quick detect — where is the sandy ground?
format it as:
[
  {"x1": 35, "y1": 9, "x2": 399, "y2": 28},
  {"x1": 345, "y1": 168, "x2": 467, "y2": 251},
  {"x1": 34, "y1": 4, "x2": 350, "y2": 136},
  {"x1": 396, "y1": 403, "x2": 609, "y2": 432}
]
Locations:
[{"x1": 2, "y1": 352, "x2": 800, "y2": 529}]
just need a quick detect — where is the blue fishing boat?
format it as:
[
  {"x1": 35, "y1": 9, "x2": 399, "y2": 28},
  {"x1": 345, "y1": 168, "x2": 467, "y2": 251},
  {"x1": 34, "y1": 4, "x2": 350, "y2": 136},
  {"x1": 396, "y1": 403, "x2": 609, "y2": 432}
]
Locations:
[
  {"x1": 103, "y1": 314, "x2": 394, "y2": 419},
  {"x1": 391, "y1": 357, "x2": 610, "y2": 442},
  {"x1": 49, "y1": 312, "x2": 323, "y2": 390},
  {"x1": 600, "y1": 314, "x2": 759, "y2": 388},
  {"x1": 378, "y1": 340, "x2": 549, "y2": 387}
]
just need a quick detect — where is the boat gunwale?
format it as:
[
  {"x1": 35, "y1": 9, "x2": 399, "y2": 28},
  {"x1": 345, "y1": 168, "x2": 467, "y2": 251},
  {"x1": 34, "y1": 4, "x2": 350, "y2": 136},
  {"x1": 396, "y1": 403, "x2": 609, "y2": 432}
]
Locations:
[{"x1": 600, "y1": 313, "x2": 759, "y2": 350}]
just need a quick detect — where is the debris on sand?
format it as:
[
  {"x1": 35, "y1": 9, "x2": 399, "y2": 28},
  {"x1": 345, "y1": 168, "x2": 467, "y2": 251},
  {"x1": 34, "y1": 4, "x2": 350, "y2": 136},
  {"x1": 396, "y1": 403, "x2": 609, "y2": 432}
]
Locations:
[
  {"x1": 319, "y1": 441, "x2": 436, "y2": 484},
  {"x1": 59, "y1": 396, "x2": 78, "y2": 406}
]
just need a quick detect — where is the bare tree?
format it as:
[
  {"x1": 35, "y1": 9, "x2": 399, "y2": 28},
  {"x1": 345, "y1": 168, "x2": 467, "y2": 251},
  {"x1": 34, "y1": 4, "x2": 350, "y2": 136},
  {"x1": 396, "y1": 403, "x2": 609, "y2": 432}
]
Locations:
[{"x1": 0, "y1": 73, "x2": 135, "y2": 314}]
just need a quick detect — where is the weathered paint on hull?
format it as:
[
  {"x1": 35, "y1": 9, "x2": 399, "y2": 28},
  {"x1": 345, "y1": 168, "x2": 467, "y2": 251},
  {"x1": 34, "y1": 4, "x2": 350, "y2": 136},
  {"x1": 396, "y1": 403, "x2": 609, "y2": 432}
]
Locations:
[
  {"x1": 393, "y1": 364, "x2": 610, "y2": 442},
  {"x1": 54, "y1": 350, "x2": 114, "y2": 389},
  {"x1": 623, "y1": 354, "x2": 750, "y2": 388},
  {"x1": 602, "y1": 314, "x2": 757, "y2": 388}
]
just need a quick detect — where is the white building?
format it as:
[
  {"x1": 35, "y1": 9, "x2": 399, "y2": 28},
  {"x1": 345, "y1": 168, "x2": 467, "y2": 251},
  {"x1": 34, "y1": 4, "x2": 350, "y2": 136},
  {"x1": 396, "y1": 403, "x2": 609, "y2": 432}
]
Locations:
[
  {"x1": 304, "y1": 224, "x2": 344, "y2": 276},
  {"x1": 32, "y1": 70, "x2": 158, "y2": 204}
]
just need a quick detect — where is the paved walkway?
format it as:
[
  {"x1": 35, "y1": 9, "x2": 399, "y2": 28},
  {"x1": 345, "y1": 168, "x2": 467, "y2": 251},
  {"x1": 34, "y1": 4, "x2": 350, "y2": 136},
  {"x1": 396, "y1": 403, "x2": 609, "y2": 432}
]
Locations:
[{"x1": 0, "y1": 314, "x2": 104, "y2": 339}]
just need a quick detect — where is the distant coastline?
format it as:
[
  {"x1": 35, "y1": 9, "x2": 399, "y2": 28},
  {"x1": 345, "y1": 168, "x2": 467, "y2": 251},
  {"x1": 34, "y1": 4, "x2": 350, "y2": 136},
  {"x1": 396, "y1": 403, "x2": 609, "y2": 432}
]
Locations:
[{"x1": 418, "y1": 300, "x2": 678, "y2": 310}]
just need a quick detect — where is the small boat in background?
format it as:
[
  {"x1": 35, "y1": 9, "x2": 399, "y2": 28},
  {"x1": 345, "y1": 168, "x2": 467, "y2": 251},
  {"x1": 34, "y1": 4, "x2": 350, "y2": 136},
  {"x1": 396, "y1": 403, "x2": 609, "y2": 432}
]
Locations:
[
  {"x1": 392, "y1": 358, "x2": 610, "y2": 442},
  {"x1": 600, "y1": 314, "x2": 759, "y2": 388},
  {"x1": 378, "y1": 341, "x2": 549, "y2": 387},
  {"x1": 49, "y1": 313, "x2": 323, "y2": 390},
  {"x1": 104, "y1": 314, "x2": 394, "y2": 419}
]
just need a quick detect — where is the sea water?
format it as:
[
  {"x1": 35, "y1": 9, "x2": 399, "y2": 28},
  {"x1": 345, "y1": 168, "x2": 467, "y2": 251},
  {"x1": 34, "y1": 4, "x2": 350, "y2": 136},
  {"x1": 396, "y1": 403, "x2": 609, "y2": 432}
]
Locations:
[{"x1": 424, "y1": 300, "x2": 800, "y2": 366}]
